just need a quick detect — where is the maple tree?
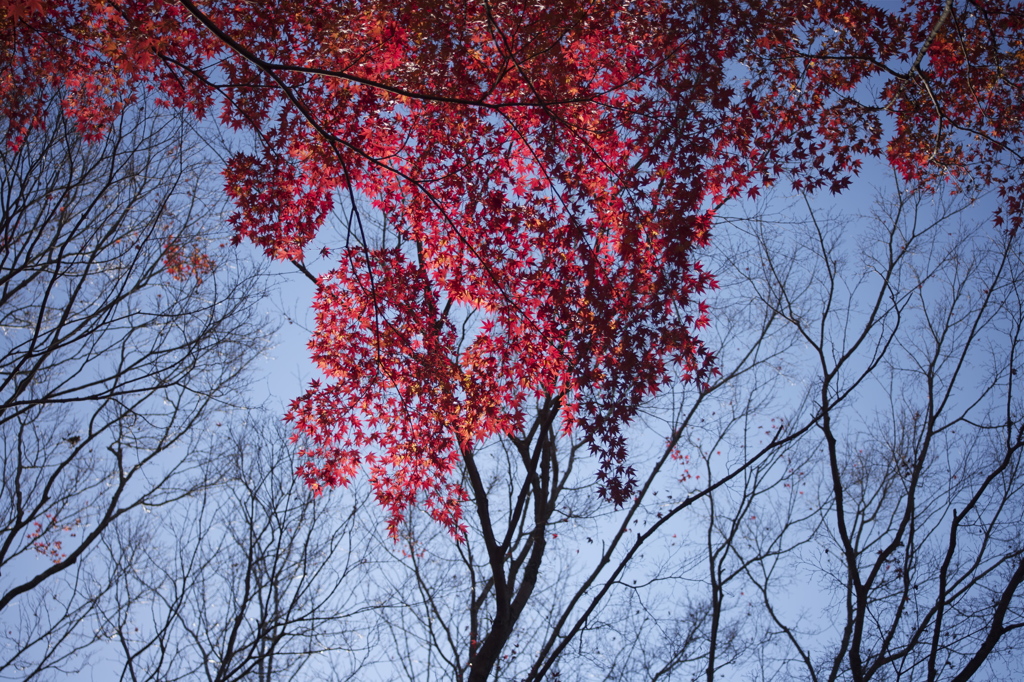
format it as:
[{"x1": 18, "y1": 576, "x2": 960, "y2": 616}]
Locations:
[{"x1": 2, "y1": 0, "x2": 1023, "y2": 538}]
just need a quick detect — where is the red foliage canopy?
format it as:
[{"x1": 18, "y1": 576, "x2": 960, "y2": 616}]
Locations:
[{"x1": 3, "y1": 0, "x2": 1021, "y2": 536}]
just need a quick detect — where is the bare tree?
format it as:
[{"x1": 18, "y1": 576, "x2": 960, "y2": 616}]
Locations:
[
  {"x1": 99, "y1": 417, "x2": 372, "y2": 682},
  {"x1": 0, "y1": 96, "x2": 270, "y2": 679},
  {"x1": 738, "y1": 185, "x2": 1024, "y2": 682}
]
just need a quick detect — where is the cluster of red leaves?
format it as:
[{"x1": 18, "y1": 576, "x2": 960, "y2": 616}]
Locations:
[
  {"x1": 25, "y1": 514, "x2": 81, "y2": 564},
  {"x1": 163, "y1": 235, "x2": 216, "y2": 284},
  {"x1": 883, "y1": 1, "x2": 1024, "y2": 228},
  {"x1": 4, "y1": 0, "x2": 1022, "y2": 536},
  {"x1": 0, "y1": 0, "x2": 213, "y2": 146}
]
